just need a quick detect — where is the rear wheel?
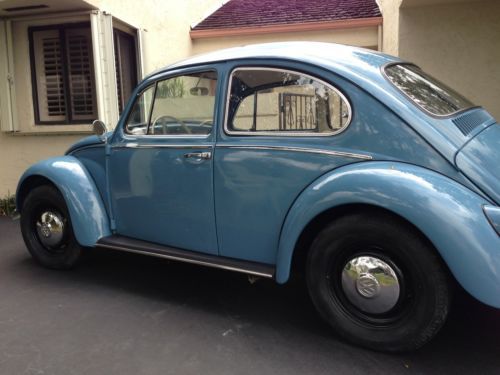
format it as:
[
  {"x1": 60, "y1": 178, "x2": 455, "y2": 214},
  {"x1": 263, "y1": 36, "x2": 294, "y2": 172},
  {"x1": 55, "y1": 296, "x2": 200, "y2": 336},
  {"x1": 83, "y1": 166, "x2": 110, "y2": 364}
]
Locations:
[
  {"x1": 20, "y1": 185, "x2": 82, "y2": 269},
  {"x1": 306, "y1": 212, "x2": 451, "y2": 352}
]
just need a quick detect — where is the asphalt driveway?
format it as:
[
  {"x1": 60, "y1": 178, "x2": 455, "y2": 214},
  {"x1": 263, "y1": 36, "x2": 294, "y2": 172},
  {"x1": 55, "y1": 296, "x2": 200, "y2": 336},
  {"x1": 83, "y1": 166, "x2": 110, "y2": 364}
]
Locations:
[{"x1": 0, "y1": 216, "x2": 499, "y2": 375}]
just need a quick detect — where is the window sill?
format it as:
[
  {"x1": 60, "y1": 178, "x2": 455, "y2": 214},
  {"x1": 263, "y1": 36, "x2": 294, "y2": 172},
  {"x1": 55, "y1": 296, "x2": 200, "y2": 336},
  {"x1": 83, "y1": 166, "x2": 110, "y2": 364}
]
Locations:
[{"x1": 10, "y1": 124, "x2": 95, "y2": 136}]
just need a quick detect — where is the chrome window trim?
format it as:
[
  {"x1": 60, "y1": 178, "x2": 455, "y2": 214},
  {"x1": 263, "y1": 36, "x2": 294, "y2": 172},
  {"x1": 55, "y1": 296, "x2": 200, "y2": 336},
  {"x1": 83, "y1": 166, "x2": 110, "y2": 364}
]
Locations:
[
  {"x1": 224, "y1": 67, "x2": 353, "y2": 137},
  {"x1": 381, "y1": 62, "x2": 479, "y2": 120},
  {"x1": 123, "y1": 68, "x2": 218, "y2": 139},
  {"x1": 216, "y1": 145, "x2": 372, "y2": 160}
]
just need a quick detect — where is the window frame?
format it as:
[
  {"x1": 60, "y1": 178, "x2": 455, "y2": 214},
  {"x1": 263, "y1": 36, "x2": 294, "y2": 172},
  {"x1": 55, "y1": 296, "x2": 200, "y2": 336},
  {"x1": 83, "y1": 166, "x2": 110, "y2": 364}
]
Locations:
[
  {"x1": 122, "y1": 68, "x2": 219, "y2": 139},
  {"x1": 382, "y1": 62, "x2": 479, "y2": 119},
  {"x1": 224, "y1": 67, "x2": 353, "y2": 137},
  {"x1": 28, "y1": 22, "x2": 97, "y2": 125}
]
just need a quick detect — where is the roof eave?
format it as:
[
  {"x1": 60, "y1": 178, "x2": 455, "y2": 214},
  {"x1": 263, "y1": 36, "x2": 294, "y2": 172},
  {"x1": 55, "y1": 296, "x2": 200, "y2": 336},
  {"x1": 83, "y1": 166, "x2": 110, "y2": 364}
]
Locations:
[{"x1": 190, "y1": 16, "x2": 383, "y2": 40}]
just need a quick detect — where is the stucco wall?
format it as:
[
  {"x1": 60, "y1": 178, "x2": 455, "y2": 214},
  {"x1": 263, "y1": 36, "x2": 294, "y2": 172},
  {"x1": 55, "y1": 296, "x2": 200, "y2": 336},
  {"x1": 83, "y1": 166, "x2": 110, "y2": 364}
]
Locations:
[
  {"x1": 397, "y1": 0, "x2": 500, "y2": 119},
  {"x1": 0, "y1": 0, "x2": 223, "y2": 197},
  {"x1": 377, "y1": 0, "x2": 402, "y2": 55},
  {"x1": 192, "y1": 27, "x2": 379, "y2": 55},
  {"x1": 87, "y1": 0, "x2": 224, "y2": 73}
]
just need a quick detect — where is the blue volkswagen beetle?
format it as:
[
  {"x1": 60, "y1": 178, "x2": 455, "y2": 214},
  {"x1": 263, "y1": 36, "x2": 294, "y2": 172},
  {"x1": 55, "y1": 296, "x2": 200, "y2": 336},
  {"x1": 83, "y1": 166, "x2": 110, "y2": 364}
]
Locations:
[{"x1": 16, "y1": 42, "x2": 500, "y2": 352}]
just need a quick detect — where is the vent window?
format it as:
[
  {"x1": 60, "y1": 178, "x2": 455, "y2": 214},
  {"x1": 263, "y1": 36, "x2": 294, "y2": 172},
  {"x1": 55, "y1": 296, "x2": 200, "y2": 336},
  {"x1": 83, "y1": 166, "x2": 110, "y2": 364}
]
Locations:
[{"x1": 30, "y1": 24, "x2": 97, "y2": 124}]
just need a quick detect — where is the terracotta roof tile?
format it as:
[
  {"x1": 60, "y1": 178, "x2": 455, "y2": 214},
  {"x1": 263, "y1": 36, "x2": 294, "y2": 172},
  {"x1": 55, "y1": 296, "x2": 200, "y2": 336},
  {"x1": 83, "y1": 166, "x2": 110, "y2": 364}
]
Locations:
[{"x1": 193, "y1": 0, "x2": 381, "y2": 30}]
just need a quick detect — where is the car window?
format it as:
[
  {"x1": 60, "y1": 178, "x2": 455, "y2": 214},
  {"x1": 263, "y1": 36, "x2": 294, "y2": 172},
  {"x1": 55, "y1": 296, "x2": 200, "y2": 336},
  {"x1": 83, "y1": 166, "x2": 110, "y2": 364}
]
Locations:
[
  {"x1": 125, "y1": 85, "x2": 155, "y2": 135},
  {"x1": 149, "y1": 71, "x2": 217, "y2": 136},
  {"x1": 227, "y1": 68, "x2": 351, "y2": 135},
  {"x1": 384, "y1": 63, "x2": 475, "y2": 117}
]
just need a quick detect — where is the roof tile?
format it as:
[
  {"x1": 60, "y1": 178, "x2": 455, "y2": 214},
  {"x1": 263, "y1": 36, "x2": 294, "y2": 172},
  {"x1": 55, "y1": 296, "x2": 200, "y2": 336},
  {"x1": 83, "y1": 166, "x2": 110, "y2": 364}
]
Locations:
[{"x1": 193, "y1": 0, "x2": 381, "y2": 30}]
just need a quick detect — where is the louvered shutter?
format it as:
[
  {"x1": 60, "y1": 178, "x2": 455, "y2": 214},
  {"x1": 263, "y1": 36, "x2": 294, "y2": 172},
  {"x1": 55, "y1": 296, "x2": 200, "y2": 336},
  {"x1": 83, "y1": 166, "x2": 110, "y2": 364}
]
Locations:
[
  {"x1": 33, "y1": 29, "x2": 66, "y2": 122},
  {"x1": 65, "y1": 28, "x2": 97, "y2": 121}
]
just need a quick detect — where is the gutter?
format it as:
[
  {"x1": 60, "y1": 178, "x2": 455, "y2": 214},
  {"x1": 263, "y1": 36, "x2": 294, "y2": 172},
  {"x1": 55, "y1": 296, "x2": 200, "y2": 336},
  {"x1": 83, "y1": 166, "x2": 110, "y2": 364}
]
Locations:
[{"x1": 190, "y1": 17, "x2": 383, "y2": 39}]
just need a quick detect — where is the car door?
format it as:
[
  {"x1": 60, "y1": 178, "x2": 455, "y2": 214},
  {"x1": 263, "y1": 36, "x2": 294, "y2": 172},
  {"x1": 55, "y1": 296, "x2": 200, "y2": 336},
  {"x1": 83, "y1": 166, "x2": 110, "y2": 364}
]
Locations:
[
  {"x1": 214, "y1": 64, "x2": 360, "y2": 264},
  {"x1": 108, "y1": 68, "x2": 219, "y2": 255}
]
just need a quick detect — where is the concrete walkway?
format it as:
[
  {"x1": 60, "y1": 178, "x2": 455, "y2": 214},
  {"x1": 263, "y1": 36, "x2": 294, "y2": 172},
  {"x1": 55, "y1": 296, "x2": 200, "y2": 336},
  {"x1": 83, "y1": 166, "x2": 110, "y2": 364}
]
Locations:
[{"x1": 0, "y1": 216, "x2": 498, "y2": 374}]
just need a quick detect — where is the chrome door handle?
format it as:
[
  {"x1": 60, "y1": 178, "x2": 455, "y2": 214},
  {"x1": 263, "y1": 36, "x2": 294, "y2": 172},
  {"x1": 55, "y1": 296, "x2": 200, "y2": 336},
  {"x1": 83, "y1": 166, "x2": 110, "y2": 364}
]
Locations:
[{"x1": 184, "y1": 151, "x2": 212, "y2": 160}]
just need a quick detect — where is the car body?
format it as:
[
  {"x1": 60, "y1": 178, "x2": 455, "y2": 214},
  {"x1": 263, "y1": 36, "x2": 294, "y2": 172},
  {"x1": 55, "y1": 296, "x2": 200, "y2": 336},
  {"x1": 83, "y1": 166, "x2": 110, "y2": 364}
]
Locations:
[{"x1": 16, "y1": 42, "x2": 500, "y2": 352}]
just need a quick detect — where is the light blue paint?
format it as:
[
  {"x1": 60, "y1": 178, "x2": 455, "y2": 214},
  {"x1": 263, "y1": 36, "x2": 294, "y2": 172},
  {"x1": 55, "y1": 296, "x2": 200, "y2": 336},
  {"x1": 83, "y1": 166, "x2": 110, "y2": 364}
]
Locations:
[
  {"x1": 17, "y1": 156, "x2": 111, "y2": 246},
  {"x1": 16, "y1": 42, "x2": 500, "y2": 309},
  {"x1": 276, "y1": 161, "x2": 500, "y2": 308}
]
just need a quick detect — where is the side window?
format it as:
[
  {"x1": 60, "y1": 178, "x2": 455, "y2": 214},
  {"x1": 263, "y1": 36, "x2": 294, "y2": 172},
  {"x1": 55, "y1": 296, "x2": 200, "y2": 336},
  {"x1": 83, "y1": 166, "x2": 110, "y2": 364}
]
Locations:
[
  {"x1": 125, "y1": 85, "x2": 155, "y2": 135},
  {"x1": 228, "y1": 68, "x2": 351, "y2": 135},
  {"x1": 149, "y1": 71, "x2": 217, "y2": 135}
]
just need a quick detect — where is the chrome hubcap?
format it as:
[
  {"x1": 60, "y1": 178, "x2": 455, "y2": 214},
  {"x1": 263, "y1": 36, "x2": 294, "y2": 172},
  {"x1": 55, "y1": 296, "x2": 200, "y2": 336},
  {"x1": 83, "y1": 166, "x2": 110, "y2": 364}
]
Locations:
[
  {"x1": 341, "y1": 255, "x2": 400, "y2": 314},
  {"x1": 36, "y1": 211, "x2": 65, "y2": 248}
]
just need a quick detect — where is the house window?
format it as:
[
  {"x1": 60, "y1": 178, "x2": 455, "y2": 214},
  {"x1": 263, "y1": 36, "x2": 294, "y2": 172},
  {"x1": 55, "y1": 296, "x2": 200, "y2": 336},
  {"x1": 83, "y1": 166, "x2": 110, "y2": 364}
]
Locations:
[{"x1": 29, "y1": 24, "x2": 97, "y2": 124}]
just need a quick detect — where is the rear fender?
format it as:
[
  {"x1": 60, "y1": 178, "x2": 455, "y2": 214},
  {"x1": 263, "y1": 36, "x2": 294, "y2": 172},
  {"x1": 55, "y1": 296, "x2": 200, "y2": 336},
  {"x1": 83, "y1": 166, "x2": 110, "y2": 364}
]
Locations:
[
  {"x1": 276, "y1": 161, "x2": 500, "y2": 308},
  {"x1": 16, "y1": 156, "x2": 111, "y2": 246}
]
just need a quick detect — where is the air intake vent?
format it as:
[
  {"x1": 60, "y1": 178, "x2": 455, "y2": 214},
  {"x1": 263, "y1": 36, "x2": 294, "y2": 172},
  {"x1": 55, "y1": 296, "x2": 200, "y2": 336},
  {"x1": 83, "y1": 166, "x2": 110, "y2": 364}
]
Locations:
[{"x1": 453, "y1": 110, "x2": 493, "y2": 136}]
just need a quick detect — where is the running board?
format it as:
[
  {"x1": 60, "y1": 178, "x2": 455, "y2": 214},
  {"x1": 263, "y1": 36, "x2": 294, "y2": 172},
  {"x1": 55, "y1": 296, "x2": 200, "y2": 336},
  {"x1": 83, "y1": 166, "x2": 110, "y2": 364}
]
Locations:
[{"x1": 96, "y1": 235, "x2": 275, "y2": 279}]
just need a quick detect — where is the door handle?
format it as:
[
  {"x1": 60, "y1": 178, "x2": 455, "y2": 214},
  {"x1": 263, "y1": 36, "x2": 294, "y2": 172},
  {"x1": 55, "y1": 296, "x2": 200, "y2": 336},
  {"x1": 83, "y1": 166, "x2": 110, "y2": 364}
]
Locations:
[{"x1": 184, "y1": 151, "x2": 212, "y2": 161}]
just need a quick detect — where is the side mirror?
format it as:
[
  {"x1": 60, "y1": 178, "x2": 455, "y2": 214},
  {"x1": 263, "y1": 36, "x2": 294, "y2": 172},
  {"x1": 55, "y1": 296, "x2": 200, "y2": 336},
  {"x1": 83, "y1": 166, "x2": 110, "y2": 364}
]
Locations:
[{"x1": 92, "y1": 120, "x2": 108, "y2": 136}]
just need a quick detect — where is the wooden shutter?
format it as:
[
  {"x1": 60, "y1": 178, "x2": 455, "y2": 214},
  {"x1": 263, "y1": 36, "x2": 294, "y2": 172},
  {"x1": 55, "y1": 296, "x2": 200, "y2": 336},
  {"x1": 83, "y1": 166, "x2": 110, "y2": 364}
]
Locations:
[
  {"x1": 33, "y1": 29, "x2": 66, "y2": 122},
  {"x1": 114, "y1": 30, "x2": 137, "y2": 113},
  {"x1": 65, "y1": 28, "x2": 97, "y2": 121}
]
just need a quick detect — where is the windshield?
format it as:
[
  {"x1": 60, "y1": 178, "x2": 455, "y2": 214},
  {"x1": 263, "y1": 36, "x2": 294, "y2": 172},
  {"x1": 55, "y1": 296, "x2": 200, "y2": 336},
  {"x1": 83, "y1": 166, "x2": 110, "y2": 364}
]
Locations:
[{"x1": 385, "y1": 64, "x2": 475, "y2": 117}]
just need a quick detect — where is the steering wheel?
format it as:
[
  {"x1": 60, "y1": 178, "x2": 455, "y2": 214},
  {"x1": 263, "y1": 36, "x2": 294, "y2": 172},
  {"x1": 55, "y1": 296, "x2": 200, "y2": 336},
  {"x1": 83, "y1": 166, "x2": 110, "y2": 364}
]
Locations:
[{"x1": 151, "y1": 115, "x2": 192, "y2": 135}]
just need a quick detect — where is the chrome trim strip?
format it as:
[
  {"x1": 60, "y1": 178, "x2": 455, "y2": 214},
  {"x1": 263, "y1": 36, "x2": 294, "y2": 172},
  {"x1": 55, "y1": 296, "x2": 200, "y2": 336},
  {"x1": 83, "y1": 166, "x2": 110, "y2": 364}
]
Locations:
[
  {"x1": 97, "y1": 243, "x2": 274, "y2": 278},
  {"x1": 224, "y1": 67, "x2": 353, "y2": 137},
  {"x1": 217, "y1": 145, "x2": 372, "y2": 160},
  {"x1": 123, "y1": 133, "x2": 211, "y2": 140},
  {"x1": 113, "y1": 143, "x2": 214, "y2": 150}
]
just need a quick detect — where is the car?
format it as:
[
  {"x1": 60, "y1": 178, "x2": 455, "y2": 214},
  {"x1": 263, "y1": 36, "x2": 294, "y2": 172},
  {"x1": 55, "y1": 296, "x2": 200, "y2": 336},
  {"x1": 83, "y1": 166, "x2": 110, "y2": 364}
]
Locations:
[{"x1": 16, "y1": 42, "x2": 500, "y2": 352}]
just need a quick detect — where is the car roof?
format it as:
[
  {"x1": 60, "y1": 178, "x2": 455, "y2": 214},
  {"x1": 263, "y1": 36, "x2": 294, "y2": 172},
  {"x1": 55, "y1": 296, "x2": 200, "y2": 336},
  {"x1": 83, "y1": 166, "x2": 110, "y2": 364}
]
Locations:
[{"x1": 145, "y1": 42, "x2": 402, "y2": 84}]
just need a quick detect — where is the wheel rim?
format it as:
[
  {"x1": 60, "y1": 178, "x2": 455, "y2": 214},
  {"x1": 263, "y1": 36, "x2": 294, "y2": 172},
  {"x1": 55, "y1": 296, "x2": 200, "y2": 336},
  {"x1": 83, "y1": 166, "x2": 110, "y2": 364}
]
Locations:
[
  {"x1": 35, "y1": 210, "x2": 66, "y2": 250},
  {"x1": 341, "y1": 255, "x2": 400, "y2": 315},
  {"x1": 328, "y1": 247, "x2": 412, "y2": 325}
]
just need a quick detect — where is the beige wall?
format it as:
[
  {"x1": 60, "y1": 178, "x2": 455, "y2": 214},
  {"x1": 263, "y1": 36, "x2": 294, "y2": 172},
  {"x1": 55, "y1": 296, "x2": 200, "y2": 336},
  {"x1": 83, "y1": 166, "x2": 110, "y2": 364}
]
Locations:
[
  {"x1": 379, "y1": 0, "x2": 500, "y2": 120},
  {"x1": 192, "y1": 27, "x2": 379, "y2": 55},
  {"x1": 377, "y1": 0, "x2": 402, "y2": 55},
  {"x1": 87, "y1": 0, "x2": 224, "y2": 73},
  {"x1": 0, "y1": 0, "x2": 223, "y2": 197}
]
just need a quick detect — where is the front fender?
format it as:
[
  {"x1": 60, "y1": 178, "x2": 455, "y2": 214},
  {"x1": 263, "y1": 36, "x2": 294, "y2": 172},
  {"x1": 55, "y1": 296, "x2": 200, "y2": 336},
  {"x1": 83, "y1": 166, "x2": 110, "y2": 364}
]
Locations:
[
  {"x1": 276, "y1": 161, "x2": 500, "y2": 308},
  {"x1": 16, "y1": 156, "x2": 111, "y2": 247}
]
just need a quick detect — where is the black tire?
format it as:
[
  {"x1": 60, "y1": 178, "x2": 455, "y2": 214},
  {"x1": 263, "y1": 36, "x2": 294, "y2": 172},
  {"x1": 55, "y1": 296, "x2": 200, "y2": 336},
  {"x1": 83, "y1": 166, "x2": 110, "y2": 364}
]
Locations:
[
  {"x1": 20, "y1": 185, "x2": 82, "y2": 269},
  {"x1": 306, "y1": 211, "x2": 451, "y2": 352}
]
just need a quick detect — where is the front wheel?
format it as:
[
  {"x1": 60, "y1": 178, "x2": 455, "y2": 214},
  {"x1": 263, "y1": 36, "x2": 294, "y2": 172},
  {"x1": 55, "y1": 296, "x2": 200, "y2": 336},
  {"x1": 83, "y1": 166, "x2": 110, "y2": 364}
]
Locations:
[
  {"x1": 306, "y1": 212, "x2": 451, "y2": 352},
  {"x1": 20, "y1": 185, "x2": 82, "y2": 269}
]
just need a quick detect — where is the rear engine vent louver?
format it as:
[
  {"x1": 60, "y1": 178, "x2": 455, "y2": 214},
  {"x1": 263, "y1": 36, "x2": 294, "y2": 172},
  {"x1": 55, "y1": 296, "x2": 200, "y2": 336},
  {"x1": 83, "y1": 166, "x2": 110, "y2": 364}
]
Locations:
[{"x1": 453, "y1": 110, "x2": 493, "y2": 136}]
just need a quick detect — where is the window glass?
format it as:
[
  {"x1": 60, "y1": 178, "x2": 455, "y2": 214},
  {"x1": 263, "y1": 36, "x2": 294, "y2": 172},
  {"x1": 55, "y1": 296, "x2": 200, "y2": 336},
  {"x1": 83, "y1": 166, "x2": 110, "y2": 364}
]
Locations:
[
  {"x1": 125, "y1": 85, "x2": 155, "y2": 135},
  {"x1": 228, "y1": 69, "x2": 350, "y2": 134},
  {"x1": 149, "y1": 72, "x2": 217, "y2": 135},
  {"x1": 385, "y1": 64, "x2": 474, "y2": 116},
  {"x1": 30, "y1": 24, "x2": 97, "y2": 124}
]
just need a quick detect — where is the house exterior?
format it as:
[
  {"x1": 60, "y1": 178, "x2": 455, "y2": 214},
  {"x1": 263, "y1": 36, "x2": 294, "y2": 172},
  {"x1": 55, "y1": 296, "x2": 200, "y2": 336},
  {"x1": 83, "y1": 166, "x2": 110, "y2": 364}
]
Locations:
[
  {"x1": 0, "y1": 0, "x2": 498, "y2": 197},
  {"x1": 378, "y1": 0, "x2": 500, "y2": 121}
]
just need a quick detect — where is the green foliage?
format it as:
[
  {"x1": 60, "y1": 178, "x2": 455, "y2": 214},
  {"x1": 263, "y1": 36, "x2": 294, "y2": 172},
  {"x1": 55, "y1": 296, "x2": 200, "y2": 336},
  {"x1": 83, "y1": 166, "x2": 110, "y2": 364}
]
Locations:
[
  {"x1": 156, "y1": 77, "x2": 185, "y2": 98},
  {"x1": 0, "y1": 193, "x2": 16, "y2": 217}
]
